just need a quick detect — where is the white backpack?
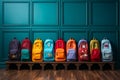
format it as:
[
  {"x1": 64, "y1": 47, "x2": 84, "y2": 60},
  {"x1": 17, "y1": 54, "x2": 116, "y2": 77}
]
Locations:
[{"x1": 101, "y1": 38, "x2": 113, "y2": 62}]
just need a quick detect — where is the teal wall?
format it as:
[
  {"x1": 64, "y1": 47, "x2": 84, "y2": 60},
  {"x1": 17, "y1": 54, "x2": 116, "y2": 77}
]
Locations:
[{"x1": 0, "y1": 0, "x2": 119, "y2": 69}]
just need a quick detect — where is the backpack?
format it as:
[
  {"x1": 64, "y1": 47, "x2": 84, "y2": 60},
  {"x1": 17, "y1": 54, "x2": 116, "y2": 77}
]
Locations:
[
  {"x1": 55, "y1": 39, "x2": 66, "y2": 61},
  {"x1": 78, "y1": 39, "x2": 89, "y2": 61},
  {"x1": 8, "y1": 37, "x2": 21, "y2": 61},
  {"x1": 66, "y1": 38, "x2": 76, "y2": 61},
  {"x1": 90, "y1": 38, "x2": 101, "y2": 62},
  {"x1": 21, "y1": 37, "x2": 31, "y2": 61},
  {"x1": 43, "y1": 39, "x2": 54, "y2": 62},
  {"x1": 32, "y1": 38, "x2": 43, "y2": 62},
  {"x1": 101, "y1": 38, "x2": 113, "y2": 62}
]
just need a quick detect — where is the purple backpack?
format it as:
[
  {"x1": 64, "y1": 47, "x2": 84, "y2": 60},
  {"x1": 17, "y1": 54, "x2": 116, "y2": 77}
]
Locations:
[{"x1": 9, "y1": 37, "x2": 21, "y2": 60}]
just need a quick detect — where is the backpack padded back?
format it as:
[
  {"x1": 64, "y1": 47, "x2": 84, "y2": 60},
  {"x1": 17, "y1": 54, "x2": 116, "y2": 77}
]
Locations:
[
  {"x1": 90, "y1": 39, "x2": 100, "y2": 61},
  {"x1": 78, "y1": 39, "x2": 88, "y2": 61},
  {"x1": 9, "y1": 38, "x2": 21, "y2": 60}
]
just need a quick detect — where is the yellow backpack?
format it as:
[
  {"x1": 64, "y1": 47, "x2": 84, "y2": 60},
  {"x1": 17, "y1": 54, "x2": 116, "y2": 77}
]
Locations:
[
  {"x1": 90, "y1": 38, "x2": 101, "y2": 61},
  {"x1": 32, "y1": 38, "x2": 43, "y2": 62},
  {"x1": 90, "y1": 38, "x2": 100, "y2": 54}
]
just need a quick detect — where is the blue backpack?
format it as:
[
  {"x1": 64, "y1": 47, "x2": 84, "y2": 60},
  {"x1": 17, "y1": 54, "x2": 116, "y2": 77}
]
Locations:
[
  {"x1": 101, "y1": 38, "x2": 113, "y2": 62},
  {"x1": 43, "y1": 39, "x2": 54, "y2": 61},
  {"x1": 9, "y1": 37, "x2": 21, "y2": 61}
]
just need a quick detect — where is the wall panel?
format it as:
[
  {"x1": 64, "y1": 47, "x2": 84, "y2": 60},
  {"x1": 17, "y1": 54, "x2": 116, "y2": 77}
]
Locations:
[
  {"x1": 119, "y1": 2, "x2": 120, "y2": 26},
  {"x1": 0, "y1": 31, "x2": 2, "y2": 60},
  {"x1": 118, "y1": 28, "x2": 120, "y2": 68},
  {"x1": 3, "y1": 2, "x2": 30, "y2": 26},
  {"x1": 3, "y1": 0, "x2": 30, "y2": 1},
  {"x1": 63, "y1": 2, "x2": 87, "y2": 26},
  {"x1": 32, "y1": 0, "x2": 57, "y2": 1},
  {"x1": 91, "y1": 1, "x2": 117, "y2": 26},
  {"x1": 33, "y1": 2, "x2": 58, "y2": 26},
  {"x1": 0, "y1": 1, "x2": 2, "y2": 25},
  {"x1": 0, "y1": 0, "x2": 2, "y2": 60}
]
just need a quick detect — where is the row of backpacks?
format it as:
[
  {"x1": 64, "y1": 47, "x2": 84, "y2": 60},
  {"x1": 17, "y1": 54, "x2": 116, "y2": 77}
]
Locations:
[{"x1": 8, "y1": 37, "x2": 113, "y2": 62}]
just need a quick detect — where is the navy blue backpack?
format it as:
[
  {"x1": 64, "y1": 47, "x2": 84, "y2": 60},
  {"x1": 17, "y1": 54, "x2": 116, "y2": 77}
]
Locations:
[{"x1": 9, "y1": 37, "x2": 21, "y2": 61}]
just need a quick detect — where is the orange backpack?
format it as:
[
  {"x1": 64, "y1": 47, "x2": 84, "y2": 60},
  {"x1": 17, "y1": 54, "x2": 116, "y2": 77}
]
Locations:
[
  {"x1": 55, "y1": 39, "x2": 66, "y2": 61},
  {"x1": 66, "y1": 38, "x2": 76, "y2": 61}
]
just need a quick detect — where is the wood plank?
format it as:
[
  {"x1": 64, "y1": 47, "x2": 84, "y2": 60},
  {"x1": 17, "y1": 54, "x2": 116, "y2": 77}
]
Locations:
[{"x1": 0, "y1": 69, "x2": 120, "y2": 80}]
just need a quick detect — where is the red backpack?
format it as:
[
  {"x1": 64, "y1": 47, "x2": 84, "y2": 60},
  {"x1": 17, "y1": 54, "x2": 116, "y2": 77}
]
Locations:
[
  {"x1": 21, "y1": 38, "x2": 32, "y2": 61},
  {"x1": 90, "y1": 38, "x2": 101, "y2": 62},
  {"x1": 78, "y1": 39, "x2": 89, "y2": 61},
  {"x1": 55, "y1": 39, "x2": 66, "y2": 61}
]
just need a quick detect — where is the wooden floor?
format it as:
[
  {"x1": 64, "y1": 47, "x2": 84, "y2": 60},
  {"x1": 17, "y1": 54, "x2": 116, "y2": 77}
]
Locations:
[{"x1": 0, "y1": 69, "x2": 120, "y2": 80}]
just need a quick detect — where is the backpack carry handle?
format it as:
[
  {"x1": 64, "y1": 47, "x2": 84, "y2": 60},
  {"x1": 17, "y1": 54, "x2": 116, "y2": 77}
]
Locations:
[
  {"x1": 103, "y1": 37, "x2": 107, "y2": 40},
  {"x1": 25, "y1": 37, "x2": 28, "y2": 39},
  {"x1": 13, "y1": 37, "x2": 16, "y2": 39},
  {"x1": 70, "y1": 37, "x2": 73, "y2": 40},
  {"x1": 93, "y1": 37, "x2": 96, "y2": 40},
  {"x1": 37, "y1": 38, "x2": 41, "y2": 40}
]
